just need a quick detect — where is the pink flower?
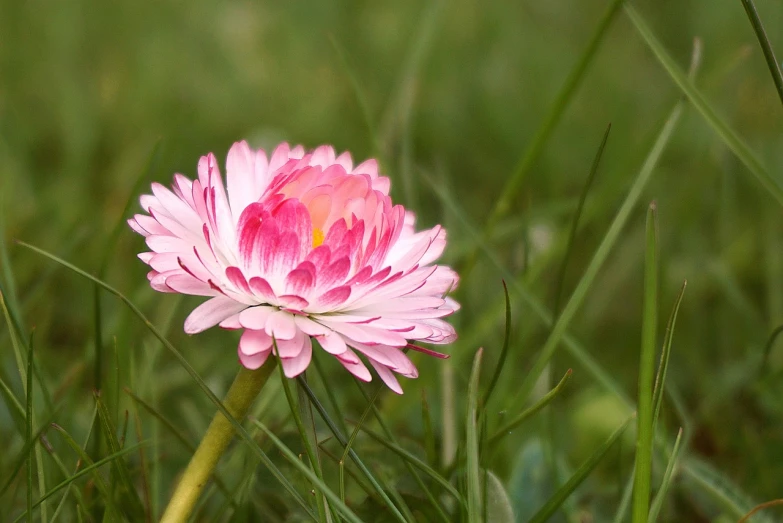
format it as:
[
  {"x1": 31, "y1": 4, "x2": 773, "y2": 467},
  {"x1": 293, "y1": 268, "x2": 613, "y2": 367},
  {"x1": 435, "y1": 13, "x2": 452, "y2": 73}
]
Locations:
[{"x1": 129, "y1": 141, "x2": 458, "y2": 393}]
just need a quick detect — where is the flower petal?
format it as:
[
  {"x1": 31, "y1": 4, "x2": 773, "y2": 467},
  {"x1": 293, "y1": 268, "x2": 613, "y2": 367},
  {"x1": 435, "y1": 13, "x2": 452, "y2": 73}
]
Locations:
[{"x1": 184, "y1": 296, "x2": 247, "y2": 334}]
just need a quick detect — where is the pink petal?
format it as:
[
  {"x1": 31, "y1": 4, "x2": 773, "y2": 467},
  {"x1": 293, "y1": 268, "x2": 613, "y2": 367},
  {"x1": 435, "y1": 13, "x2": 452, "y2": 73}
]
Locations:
[
  {"x1": 319, "y1": 320, "x2": 407, "y2": 347},
  {"x1": 285, "y1": 267, "x2": 315, "y2": 296},
  {"x1": 278, "y1": 295, "x2": 309, "y2": 310},
  {"x1": 239, "y1": 306, "x2": 275, "y2": 330},
  {"x1": 226, "y1": 266, "x2": 251, "y2": 293},
  {"x1": 226, "y1": 141, "x2": 258, "y2": 218},
  {"x1": 165, "y1": 274, "x2": 215, "y2": 296},
  {"x1": 367, "y1": 359, "x2": 403, "y2": 394},
  {"x1": 313, "y1": 286, "x2": 351, "y2": 310},
  {"x1": 238, "y1": 346, "x2": 272, "y2": 370},
  {"x1": 219, "y1": 314, "x2": 242, "y2": 329},
  {"x1": 315, "y1": 331, "x2": 347, "y2": 355},
  {"x1": 338, "y1": 354, "x2": 372, "y2": 382},
  {"x1": 275, "y1": 329, "x2": 305, "y2": 358},
  {"x1": 280, "y1": 335, "x2": 312, "y2": 378},
  {"x1": 293, "y1": 316, "x2": 331, "y2": 336},
  {"x1": 265, "y1": 310, "x2": 297, "y2": 340},
  {"x1": 184, "y1": 296, "x2": 247, "y2": 334},
  {"x1": 248, "y1": 277, "x2": 277, "y2": 303},
  {"x1": 240, "y1": 329, "x2": 274, "y2": 355}
]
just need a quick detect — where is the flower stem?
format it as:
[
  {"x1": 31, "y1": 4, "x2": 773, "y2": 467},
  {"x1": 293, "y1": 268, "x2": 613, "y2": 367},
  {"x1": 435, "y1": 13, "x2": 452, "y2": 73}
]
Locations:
[{"x1": 160, "y1": 363, "x2": 276, "y2": 523}]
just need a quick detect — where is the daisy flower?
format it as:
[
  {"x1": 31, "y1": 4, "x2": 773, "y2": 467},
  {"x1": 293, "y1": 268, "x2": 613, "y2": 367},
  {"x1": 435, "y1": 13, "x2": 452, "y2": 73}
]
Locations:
[{"x1": 129, "y1": 141, "x2": 458, "y2": 393}]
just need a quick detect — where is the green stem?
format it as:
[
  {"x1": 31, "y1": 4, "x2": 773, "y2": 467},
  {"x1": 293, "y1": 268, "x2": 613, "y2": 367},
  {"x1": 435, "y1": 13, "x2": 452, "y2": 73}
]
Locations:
[{"x1": 160, "y1": 363, "x2": 276, "y2": 523}]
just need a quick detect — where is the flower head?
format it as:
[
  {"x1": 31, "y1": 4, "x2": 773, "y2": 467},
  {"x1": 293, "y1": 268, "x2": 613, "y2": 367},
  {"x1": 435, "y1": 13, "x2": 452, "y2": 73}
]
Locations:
[{"x1": 129, "y1": 141, "x2": 458, "y2": 393}]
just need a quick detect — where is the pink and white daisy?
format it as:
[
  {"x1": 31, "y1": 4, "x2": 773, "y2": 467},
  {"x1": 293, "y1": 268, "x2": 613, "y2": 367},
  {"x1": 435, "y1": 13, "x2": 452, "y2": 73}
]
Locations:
[{"x1": 129, "y1": 141, "x2": 458, "y2": 393}]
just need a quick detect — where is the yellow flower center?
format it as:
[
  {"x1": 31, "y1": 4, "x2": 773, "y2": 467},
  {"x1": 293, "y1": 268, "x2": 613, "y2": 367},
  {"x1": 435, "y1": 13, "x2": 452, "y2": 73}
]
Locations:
[{"x1": 312, "y1": 228, "x2": 325, "y2": 248}]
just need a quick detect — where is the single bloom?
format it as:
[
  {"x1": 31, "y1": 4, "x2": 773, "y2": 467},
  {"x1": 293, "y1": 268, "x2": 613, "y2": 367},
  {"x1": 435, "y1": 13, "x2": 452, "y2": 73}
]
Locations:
[{"x1": 129, "y1": 141, "x2": 459, "y2": 393}]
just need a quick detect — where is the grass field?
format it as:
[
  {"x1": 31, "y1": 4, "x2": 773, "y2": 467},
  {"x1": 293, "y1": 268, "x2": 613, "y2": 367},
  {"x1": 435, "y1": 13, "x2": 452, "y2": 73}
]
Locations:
[{"x1": 2, "y1": 0, "x2": 783, "y2": 521}]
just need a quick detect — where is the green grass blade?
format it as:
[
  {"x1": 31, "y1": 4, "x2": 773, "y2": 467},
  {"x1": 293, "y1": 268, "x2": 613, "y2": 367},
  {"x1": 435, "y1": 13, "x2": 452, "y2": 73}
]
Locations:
[
  {"x1": 552, "y1": 123, "x2": 611, "y2": 317},
  {"x1": 421, "y1": 390, "x2": 436, "y2": 467},
  {"x1": 624, "y1": 4, "x2": 783, "y2": 207},
  {"x1": 612, "y1": 467, "x2": 635, "y2": 523},
  {"x1": 274, "y1": 350, "x2": 329, "y2": 522},
  {"x1": 739, "y1": 0, "x2": 783, "y2": 107},
  {"x1": 761, "y1": 323, "x2": 783, "y2": 373},
  {"x1": 93, "y1": 140, "x2": 162, "y2": 398},
  {"x1": 422, "y1": 171, "x2": 632, "y2": 405},
  {"x1": 652, "y1": 280, "x2": 687, "y2": 431},
  {"x1": 483, "y1": 0, "x2": 624, "y2": 234},
  {"x1": 94, "y1": 391, "x2": 144, "y2": 517},
  {"x1": 99, "y1": 139, "x2": 163, "y2": 277},
  {"x1": 318, "y1": 444, "x2": 382, "y2": 505},
  {"x1": 249, "y1": 418, "x2": 365, "y2": 523},
  {"x1": 296, "y1": 376, "x2": 408, "y2": 523},
  {"x1": 648, "y1": 428, "x2": 684, "y2": 522},
  {"x1": 17, "y1": 241, "x2": 317, "y2": 519},
  {"x1": 489, "y1": 369, "x2": 572, "y2": 445},
  {"x1": 328, "y1": 34, "x2": 380, "y2": 157},
  {"x1": 529, "y1": 415, "x2": 634, "y2": 523},
  {"x1": 632, "y1": 202, "x2": 659, "y2": 523},
  {"x1": 296, "y1": 378, "x2": 334, "y2": 523},
  {"x1": 0, "y1": 370, "x2": 25, "y2": 431},
  {"x1": 124, "y1": 387, "x2": 196, "y2": 452},
  {"x1": 25, "y1": 341, "x2": 34, "y2": 520},
  {"x1": 514, "y1": 84, "x2": 688, "y2": 405},
  {"x1": 353, "y1": 424, "x2": 464, "y2": 506},
  {"x1": 341, "y1": 385, "x2": 382, "y2": 505},
  {"x1": 0, "y1": 418, "x2": 55, "y2": 498},
  {"x1": 48, "y1": 423, "x2": 119, "y2": 518},
  {"x1": 482, "y1": 281, "x2": 511, "y2": 407},
  {"x1": 311, "y1": 352, "x2": 348, "y2": 436},
  {"x1": 353, "y1": 381, "x2": 452, "y2": 522},
  {"x1": 0, "y1": 208, "x2": 20, "y2": 315},
  {"x1": 681, "y1": 457, "x2": 768, "y2": 520},
  {"x1": 466, "y1": 348, "x2": 483, "y2": 522},
  {"x1": 16, "y1": 427, "x2": 148, "y2": 522}
]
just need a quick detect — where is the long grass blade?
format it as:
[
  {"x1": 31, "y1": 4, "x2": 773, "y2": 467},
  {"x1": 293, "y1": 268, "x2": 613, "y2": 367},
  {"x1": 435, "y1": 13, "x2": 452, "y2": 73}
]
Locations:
[
  {"x1": 466, "y1": 348, "x2": 483, "y2": 522},
  {"x1": 0, "y1": 371, "x2": 25, "y2": 430},
  {"x1": 421, "y1": 390, "x2": 436, "y2": 467},
  {"x1": 483, "y1": 0, "x2": 624, "y2": 235},
  {"x1": 93, "y1": 140, "x2": 162, "y2": 400},
  {"x1": 94, "y1": 390, "x2": 144, "y2": 516},
  {"x1": 250, "y1": 418, "x2": 365, "y2": 523},
  {"x1": 514, "y1": 83, "x2": 688, "y2": 405},
  {"x1": 0, "y1": 419, "x2": 55, "y2": 498},
  {"x1": 739, "y1": 0, "x2": 783, "y2": 108},
  {"x1": 17, "y1": 241, "x2": 316, "y2": 519},
  {"x1": 482, "y1": 281, "x2": 511, "y2": 407},
  {"x1": 353, "y1": 381, "x2": 452, "y2": 522},
  {"x1": 296, "y1": 376, "x2": 408, "y2": 523},
  {"x1": 552, "y1": 123, "x2": 611, "y2": 317},
  {"x1": 15, "y1": 435, "x2": 148, "y2": 521},
  {"x1": 529, "y1": 415, "x2": 634, "y2": 523},
  {"x1": 274, "y1": 350, "x2": 329, "y2": 522},
  {"x1": 353, "y1": 424, "x2": 463, "y2": 505},
  {"x1": 648, "y1": 428, "x2": 684, "y2": 522},
  {"x1": 624, "y1": 4, "x2": 783, "y2": 207},
  {"x1": 25, "y1": 341, "x2": 34, "y2": 520},
  {"x1": 632, "y1": 202, "x2": 659, "y2": 522},
  {"x1": 488, "y1": 369, "x2": 572, "y2": 445},
  {"x1": 341, "y1": 385, "x2": 382, "y2": 505},
  {"x1": 48, "y1": 423, "x2": 120, "y2": 519},
  {"x1": 652, "y1": 280, "x2": 686, "y2": 431}
]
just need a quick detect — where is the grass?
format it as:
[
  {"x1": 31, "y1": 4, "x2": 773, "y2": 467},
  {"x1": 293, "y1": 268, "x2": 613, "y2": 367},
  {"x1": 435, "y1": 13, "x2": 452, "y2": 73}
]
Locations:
[{"x1": 2, "y1": 0, "x2": 783, "y2": 521}]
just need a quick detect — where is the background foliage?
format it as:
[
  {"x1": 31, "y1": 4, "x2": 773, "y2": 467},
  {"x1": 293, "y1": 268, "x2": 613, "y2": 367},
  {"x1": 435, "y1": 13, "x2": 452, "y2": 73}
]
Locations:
[{"x1": 1, "y1": 0, "x2": 782, "y2": 521}]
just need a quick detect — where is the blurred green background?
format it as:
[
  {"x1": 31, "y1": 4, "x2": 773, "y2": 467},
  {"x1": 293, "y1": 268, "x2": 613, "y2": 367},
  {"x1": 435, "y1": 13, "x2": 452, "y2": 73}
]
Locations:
[{"x1": 2, "y1": 0, "x2": 783, "y2": 520}]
